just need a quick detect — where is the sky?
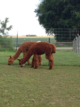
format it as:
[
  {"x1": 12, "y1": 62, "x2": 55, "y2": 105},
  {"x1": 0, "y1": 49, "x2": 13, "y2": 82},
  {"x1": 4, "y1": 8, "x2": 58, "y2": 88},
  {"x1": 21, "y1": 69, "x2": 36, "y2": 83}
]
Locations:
[{"x1": 0, "y1": 0, "x2": 47, "y2": 36}]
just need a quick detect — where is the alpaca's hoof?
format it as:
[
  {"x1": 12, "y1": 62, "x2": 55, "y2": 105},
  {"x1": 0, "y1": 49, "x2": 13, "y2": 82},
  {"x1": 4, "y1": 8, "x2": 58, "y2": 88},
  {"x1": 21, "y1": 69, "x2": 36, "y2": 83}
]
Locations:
[
  {"x1": 34, "y1": 67, "x2": 38, "y2": 69},
  {"x1": 21, "y1": 66, "x2": 23, "y2": 67},
  {"x1": 49, "y1": 67, "x2": 52, "y2": 70}
]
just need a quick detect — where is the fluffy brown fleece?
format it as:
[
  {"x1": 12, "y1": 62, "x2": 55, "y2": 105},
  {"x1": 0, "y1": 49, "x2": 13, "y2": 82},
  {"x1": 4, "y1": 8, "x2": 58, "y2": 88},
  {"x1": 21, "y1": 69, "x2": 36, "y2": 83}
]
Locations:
[
  {"x1": 18, "y1": 42, "x2": 56, "y2": 69},
  {"x1": 8, "y1": 41, "x2": 42, "y2": 66}
]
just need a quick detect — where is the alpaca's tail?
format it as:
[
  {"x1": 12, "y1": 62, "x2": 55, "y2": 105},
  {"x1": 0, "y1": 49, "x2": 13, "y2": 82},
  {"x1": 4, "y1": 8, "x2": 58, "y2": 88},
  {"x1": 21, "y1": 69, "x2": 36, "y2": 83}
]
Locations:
[{"x1": 53, "y1": 44, "x2": 56, "y2": 53}]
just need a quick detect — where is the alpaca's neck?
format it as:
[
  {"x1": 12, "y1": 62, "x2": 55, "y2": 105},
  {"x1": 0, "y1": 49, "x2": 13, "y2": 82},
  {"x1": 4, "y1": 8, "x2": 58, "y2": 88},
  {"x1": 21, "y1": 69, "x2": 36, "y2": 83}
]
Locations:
[
  {"x1": 13, "y1": 48, "x2": 21, "y2": 60},
  {"x1": 22, "y1": 51, "x2": 32, "y2": 64}
]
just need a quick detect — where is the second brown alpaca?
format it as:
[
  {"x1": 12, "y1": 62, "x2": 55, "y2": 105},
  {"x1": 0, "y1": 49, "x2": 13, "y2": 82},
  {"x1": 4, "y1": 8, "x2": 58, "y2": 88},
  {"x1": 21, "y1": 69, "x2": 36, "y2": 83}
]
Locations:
[
  {"x1": 8, "y1": 41, "x2": 42, "y2": 66},
  {"x1": 18, "y1": 42, "x2": 56, "y2": 69}
]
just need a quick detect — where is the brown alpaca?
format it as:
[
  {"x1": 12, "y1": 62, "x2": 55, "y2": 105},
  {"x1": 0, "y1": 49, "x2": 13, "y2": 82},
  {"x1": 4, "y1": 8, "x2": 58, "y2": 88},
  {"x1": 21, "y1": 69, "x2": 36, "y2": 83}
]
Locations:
[
  {"x1": 18, "y1": 42, "x2": 56, "y2": 69},
  {"x1": 8, "y1": 41, "x2": 42, "y2": 66}
]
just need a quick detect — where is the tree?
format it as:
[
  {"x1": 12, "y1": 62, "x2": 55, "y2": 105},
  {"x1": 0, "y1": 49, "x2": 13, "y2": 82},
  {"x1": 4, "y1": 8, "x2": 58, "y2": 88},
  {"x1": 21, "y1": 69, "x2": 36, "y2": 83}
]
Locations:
[
  {"x1": 0, "y1": 18, "x2": 13, "y2": 50},
  {"x1": 0, "y1": 18, "x2": 12, "y2": 35},
  {"x1": 35, "y1": 0, "x2": 80, "y2": 41}
]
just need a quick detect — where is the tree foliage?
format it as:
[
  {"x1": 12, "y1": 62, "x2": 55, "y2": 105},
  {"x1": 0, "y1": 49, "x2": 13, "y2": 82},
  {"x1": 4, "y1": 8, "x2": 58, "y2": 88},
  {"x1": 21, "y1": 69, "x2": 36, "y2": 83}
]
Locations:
[
  {"x1": 35, "y1": 0, "x2": 80, "y2": 41},
  {"x1": 0, "y1": 18, "x2": 12, "y2": 35},
  {"x1": 0, "y1": 18, "x2": 13, "y2": 50}
]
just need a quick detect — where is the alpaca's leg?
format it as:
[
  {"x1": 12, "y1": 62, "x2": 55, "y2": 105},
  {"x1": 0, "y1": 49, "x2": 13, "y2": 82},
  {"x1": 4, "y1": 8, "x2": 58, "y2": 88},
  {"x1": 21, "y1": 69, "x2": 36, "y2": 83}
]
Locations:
[
  {"x1": 28, "y1": 59, "x2": 30, "y2": 65},
  {"x1": 23, "y1": 52, "x2": 30, "y2": 65},
  {"x1": 31, "y1": 56, "x2": 37, "y2": 67},
  {"x1": 45, "y1": 54, "x2": 54, "y2": 69},
  {"x1": 33, "y1": 54, "x2": 38, "y2": 69},
  {"x1": 38, "y1": 55, "x2": 42, "y2": 66},
  {"x1": 23, "y1": 52, "x2": 26, "y2": 66},
  {"x1": 49, "y1": 60, "x2": 54, "y2": 69},
  {"x1": 31, "y1": 56, "x2": 35, "y2": 68}
]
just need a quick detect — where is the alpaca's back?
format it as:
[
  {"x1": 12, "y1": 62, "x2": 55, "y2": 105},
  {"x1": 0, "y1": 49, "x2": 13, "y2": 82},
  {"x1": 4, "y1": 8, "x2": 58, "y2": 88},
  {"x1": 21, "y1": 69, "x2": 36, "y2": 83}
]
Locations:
[
  {"x1": 30, "y1": 42, "x2": 54, "y2": 55},
  {"x1": 20, "y1": 41, "x2": 36, "y2": 52}
]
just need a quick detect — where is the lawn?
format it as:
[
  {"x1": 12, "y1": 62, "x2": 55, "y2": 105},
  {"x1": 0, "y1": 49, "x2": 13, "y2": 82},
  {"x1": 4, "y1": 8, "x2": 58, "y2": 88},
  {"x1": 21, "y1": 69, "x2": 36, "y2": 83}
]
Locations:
[
  {"x1": 0, "y1": 50, "x2": 80, "y2": 107},
  {"x1": 0, "y1": 50, "x2": 80, "y2": 66}
]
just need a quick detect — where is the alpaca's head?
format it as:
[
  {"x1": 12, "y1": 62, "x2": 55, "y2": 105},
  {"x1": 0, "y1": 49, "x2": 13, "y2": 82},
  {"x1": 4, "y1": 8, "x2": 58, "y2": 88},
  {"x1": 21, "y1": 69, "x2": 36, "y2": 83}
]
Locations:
[
  {"x1": 17, "y1": 59, "x2": 25, "y2": 67},
  {"x1": 8, "y1": 56, "x2": 14, "y2": 65}
]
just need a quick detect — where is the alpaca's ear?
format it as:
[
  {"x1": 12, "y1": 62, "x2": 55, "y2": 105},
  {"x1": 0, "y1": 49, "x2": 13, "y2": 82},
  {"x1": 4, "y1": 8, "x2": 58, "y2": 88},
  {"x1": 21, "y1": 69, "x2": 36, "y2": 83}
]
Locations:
[{"x1": 9, "y1": 55, "x2": 12, "y2": 58}]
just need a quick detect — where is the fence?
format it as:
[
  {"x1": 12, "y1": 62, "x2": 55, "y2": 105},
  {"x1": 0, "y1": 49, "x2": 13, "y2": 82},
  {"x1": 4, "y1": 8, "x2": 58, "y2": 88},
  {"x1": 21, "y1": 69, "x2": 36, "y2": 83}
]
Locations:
[
  {"x1": 0, "y1": 37, "x2": 73, "y2": 52},
  {"x1": 0, "y1": 28, "x2": 76, "y2": 51},
  {"x1": 0, "y1": 28, "x2": 80, "y2": 66},
  {"x1": 13, "y1": 28, "x2": 76, "y2": 50},
  {"x1": 73, "y1": 35, "x2": 80, "y2": 56},
  {"x1": 14, "y1": 37, "x2": 73, "y2": 51}
]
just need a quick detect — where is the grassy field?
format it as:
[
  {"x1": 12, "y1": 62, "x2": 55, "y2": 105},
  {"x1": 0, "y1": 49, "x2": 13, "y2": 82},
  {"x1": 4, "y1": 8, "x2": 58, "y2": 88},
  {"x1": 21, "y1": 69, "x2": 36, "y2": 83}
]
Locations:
[
  {"x1": 0, "y1": 50, "x2": 80, "y2": 107},
  {"x1": 0, "y1": 50, "x2": 80, "y2": 66}
]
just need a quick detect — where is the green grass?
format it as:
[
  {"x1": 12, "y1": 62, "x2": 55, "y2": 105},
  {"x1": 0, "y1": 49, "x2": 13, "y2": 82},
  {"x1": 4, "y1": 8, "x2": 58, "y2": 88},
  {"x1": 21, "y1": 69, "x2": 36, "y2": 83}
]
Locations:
[
  {"x1": 0, "y1": 65, "x2": 80, "y2": 107},
  {"x1": 54, "y1": 50, "x2": 80, "y2": 66},
  {"x1": 0, "y1": 50, "x2": 80, "y2": 66},
  {"x1": 0, "y1": 50, "x2": 80, "y2": 107}
]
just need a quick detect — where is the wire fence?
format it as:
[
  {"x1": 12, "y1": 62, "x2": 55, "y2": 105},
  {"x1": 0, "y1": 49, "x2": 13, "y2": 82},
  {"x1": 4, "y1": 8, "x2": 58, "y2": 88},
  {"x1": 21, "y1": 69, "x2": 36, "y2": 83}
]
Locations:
[
  {"x1": 73, "y1": 35, "x2": 80, "y2": 56},
  {"x1": 0, "y1": 28, "x2": 80, "y2": 51},
  {"x1": 0, "y1": 37, "x2": 73, "y2": 52},
  {"x1": 14, "y1": 37, "x2": 73, "y2": 51},
  {"x1": 0, "y1": 28, "x2": 77, "y2": 51},
  {"x1": 14, "y1": 28, "x2": 76, "y2": 50},
  {"x1": 0, "y1": 28, "x2": 80, "y2": 66}
]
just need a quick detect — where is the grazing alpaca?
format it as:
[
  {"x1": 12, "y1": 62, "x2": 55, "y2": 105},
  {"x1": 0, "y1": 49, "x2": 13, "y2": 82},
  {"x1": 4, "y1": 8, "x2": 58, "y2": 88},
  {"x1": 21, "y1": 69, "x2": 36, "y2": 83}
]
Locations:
[
  {"x1": 18, "y1": 42, "x2": 56, "y2": 69},
  {"x1": 8, "y1": 41, "x2": 42, "y2": 66}
]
